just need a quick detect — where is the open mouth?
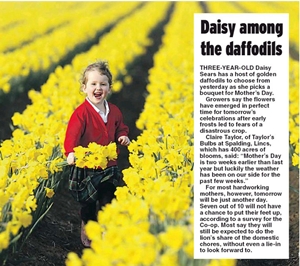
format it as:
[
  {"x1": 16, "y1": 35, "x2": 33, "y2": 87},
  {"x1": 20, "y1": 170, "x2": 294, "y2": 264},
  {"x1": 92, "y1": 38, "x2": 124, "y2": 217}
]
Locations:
[{"x1": 94, "y1": 91, "x2": 103, "y2": 99}]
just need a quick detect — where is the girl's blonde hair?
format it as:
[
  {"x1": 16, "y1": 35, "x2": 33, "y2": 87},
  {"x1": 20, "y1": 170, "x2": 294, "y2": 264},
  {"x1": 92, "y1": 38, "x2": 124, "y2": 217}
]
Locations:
[{"x1": 80, "y1": 60, "x2": 113, "y2": 89}]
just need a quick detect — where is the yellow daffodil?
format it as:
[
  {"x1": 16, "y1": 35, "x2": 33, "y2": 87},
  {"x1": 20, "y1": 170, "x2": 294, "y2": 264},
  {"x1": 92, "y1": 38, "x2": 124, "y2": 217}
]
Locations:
[{"x1": 45, "y1": 188, "x2": 54, "y2": 198}]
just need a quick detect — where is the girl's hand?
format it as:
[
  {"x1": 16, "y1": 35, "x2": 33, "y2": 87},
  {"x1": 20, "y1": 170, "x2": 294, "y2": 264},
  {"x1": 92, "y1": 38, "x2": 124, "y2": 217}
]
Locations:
[
  {"x1": 118, "y1": 136, "x2": 130, "y2": 146},
  {"x1": 67, "y1": 152, "x2": 75, "y2": 165}
]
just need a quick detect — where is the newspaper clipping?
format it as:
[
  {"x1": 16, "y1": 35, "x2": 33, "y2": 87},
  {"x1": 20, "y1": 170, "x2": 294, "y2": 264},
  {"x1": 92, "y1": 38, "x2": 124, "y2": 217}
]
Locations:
[{"x1": 194, "y1": 14, "x2": 289, "y2": 259}]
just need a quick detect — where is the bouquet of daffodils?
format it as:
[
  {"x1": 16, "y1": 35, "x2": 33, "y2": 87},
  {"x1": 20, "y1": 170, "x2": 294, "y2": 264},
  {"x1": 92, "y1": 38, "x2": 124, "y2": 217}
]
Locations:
[{"x1": 58, "y1": 142, "x2": 117, "y2": 169}]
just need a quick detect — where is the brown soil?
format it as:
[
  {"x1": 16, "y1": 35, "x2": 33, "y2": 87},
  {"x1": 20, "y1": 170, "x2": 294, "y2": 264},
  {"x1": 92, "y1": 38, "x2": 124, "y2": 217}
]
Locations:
[{"x1": 6, "y1": 182, "x2": 83, "y2": 266}]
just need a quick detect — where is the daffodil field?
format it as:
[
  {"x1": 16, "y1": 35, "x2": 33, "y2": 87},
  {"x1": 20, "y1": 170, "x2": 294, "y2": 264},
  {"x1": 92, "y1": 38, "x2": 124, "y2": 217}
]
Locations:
[{"x1": 0, "y1": 1, "x2": 298, "y2": 266}]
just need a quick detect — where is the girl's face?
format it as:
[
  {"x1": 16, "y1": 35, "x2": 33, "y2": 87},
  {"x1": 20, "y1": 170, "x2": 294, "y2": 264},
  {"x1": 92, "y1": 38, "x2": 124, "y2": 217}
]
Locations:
[{"x1": 83, "y1": 70, "x2": 111, "y2": 106}]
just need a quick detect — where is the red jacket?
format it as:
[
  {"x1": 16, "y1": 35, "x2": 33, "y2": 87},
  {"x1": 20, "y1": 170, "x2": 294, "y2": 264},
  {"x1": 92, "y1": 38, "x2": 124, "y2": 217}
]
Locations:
[{"x1": 64, "y1": 99, "x2": 129, "y2": 168}]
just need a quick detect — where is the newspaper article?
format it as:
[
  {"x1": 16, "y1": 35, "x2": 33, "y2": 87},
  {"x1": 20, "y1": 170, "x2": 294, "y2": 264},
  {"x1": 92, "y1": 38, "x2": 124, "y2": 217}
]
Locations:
[{"x1": 194, "y1": 14, "x2": 289, "y2": 259}]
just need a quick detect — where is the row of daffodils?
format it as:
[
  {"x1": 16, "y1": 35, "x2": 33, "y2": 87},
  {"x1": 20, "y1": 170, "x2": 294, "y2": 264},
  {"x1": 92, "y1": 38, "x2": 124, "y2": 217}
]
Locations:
[
  {"x1": 0, "y1": 2, "x2": 89, "y2": 53},
  {"x1": 289, "y1": 59, "x2": 299, "y2": 167},
  {"x1": 0, "y1": 1, "x2": 172, "y2": 264},
  {"x1": 0, "y1": 2, "x2": 140, "y2": 95},
  {"x1": 66, "y1": 2, "x2": 235, "y2": 266}
]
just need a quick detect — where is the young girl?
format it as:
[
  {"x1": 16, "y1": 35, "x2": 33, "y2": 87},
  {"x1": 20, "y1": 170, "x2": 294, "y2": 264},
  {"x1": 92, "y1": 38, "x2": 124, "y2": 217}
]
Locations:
[{"x1": 64, "y1": 60, "x2": 130, "y2": 247}]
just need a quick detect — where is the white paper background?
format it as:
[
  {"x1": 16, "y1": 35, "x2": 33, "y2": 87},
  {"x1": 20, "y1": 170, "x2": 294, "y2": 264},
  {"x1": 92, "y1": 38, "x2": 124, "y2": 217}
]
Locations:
[{"x1": 194, "y1": 13, "x2": 289, "y2": 259}]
